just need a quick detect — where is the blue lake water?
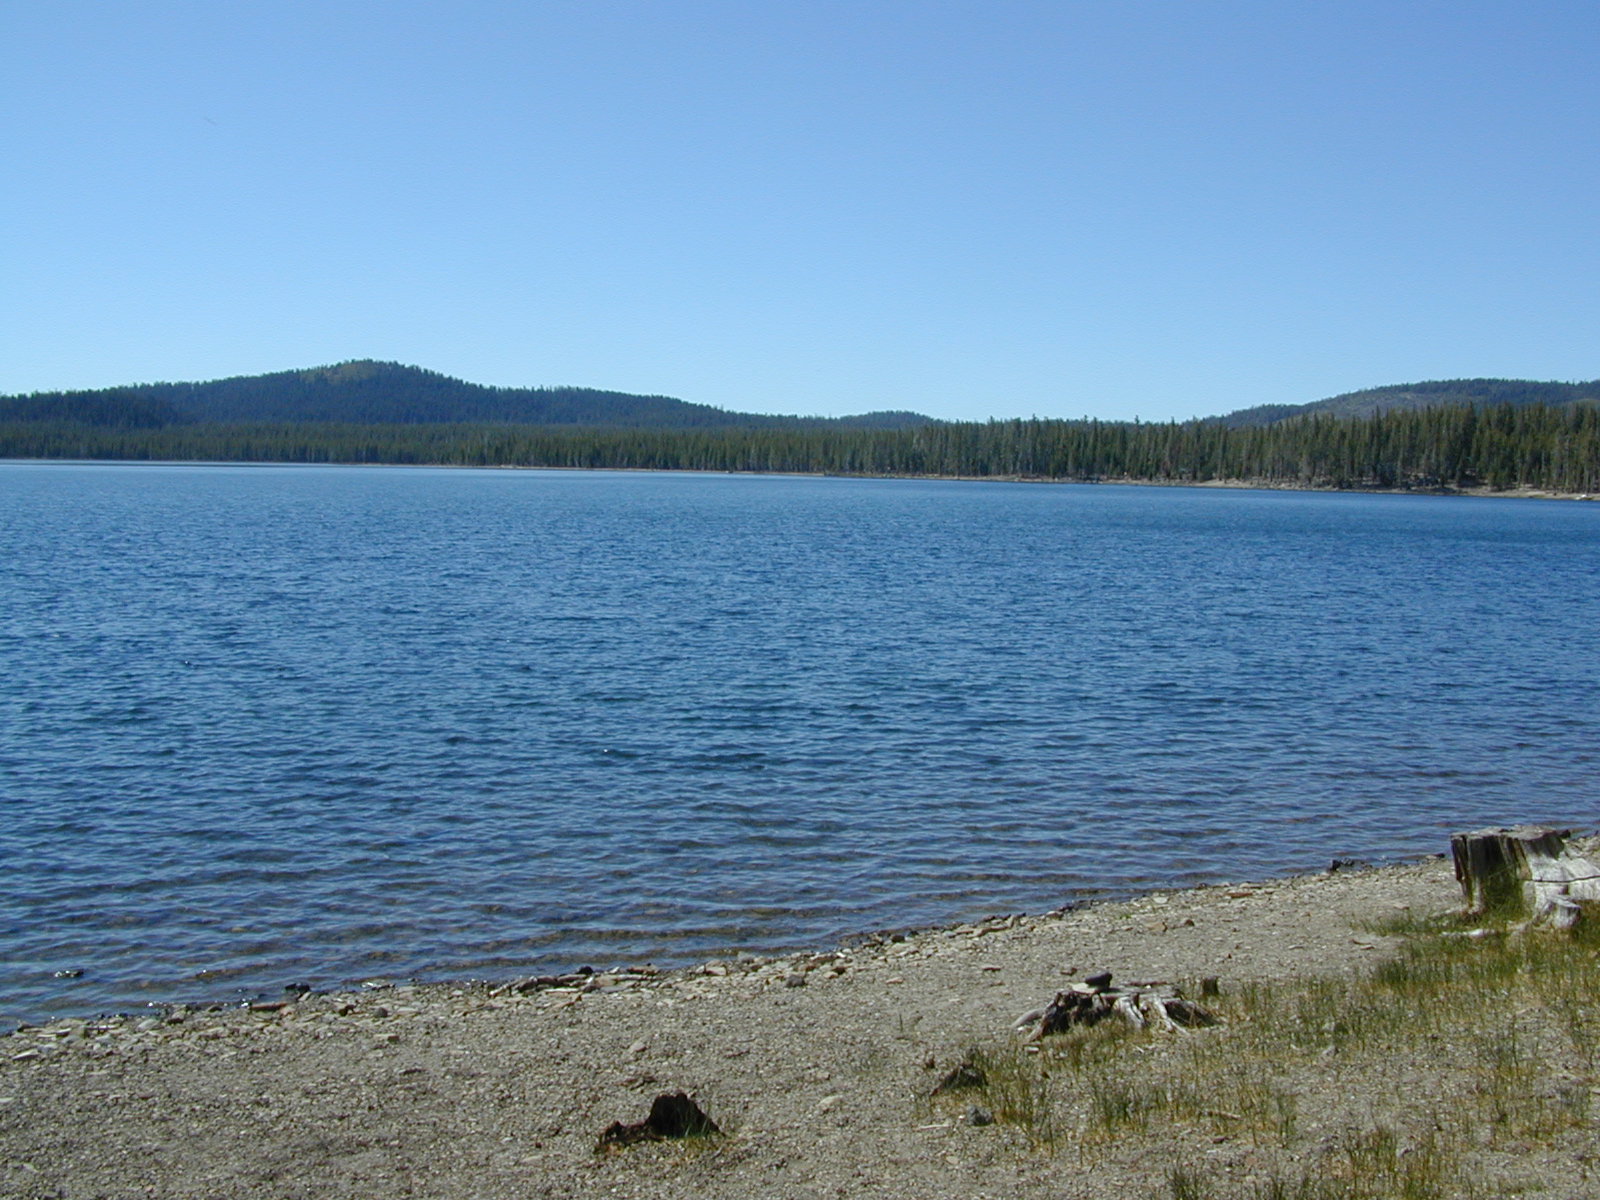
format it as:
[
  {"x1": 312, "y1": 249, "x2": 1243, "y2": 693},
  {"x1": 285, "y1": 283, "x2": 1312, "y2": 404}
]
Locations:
[{"x1": 2, "y1": 462, "x2": 1597, "y2": 1024}]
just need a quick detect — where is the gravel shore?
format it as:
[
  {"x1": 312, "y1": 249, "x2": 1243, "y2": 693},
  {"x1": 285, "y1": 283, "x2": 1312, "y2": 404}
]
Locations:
[{"x1": 0, "y1": 853, "x2": 1575, "y2": 1198}]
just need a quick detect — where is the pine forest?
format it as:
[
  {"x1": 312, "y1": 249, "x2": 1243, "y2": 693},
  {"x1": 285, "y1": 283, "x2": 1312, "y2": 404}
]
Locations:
[{"x1": 3, "y1": 401, "x2": 1598, "y2": 494}]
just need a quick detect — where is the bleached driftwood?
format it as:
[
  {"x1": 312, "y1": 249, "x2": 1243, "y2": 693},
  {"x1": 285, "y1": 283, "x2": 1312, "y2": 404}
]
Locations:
[
  {"x1": 1013, "y1": 973, "x2": 1215, "y2": 1041},
  {"x1": 1450, "y1": 826, "x2": 1600, "y2": 929}
]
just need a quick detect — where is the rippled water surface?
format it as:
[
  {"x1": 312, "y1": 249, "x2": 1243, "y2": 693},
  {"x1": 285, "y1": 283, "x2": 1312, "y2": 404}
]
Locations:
[{"x1": 2, "y1": 462, "x2": 1597, "y2": 1022}]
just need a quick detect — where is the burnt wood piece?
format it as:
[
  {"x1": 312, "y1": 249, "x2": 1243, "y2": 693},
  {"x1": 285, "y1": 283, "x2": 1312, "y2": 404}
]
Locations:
[
  {"x1": 931, "y1": 1061, "x2": 989, "y2": 1095},
  {"x1": 597, "y1": 1092, "x2": 721, "y2": 1152}
]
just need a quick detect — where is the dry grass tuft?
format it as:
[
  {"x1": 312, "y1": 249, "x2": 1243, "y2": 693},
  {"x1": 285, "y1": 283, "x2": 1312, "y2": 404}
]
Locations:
[{"x1": 932, "y1": 903, "x2": 1600, "y2": 1197}]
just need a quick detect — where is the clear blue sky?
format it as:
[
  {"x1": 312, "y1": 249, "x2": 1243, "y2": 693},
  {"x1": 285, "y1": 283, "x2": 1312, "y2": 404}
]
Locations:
[{"x1": 5, "y1": 1, "x2": 1597, "y2": 422}]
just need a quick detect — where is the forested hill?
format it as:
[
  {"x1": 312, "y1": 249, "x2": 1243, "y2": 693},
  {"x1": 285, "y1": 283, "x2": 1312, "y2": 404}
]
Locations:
[
  {"x1": 0, "y1": 360, "x2": 931, "y2": 431},
  {"x1": 1217, "y1": 378, "x2": 1600, "y2": 427},
  {"x1": 11, "y1": 363, "x2": 1596, "y2": 432}
]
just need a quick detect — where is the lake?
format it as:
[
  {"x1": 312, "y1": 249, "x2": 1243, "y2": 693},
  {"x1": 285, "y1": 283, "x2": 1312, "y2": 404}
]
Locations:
[{"x1": 2, "y1": 462, "x2": 1596, "y2": 1024}]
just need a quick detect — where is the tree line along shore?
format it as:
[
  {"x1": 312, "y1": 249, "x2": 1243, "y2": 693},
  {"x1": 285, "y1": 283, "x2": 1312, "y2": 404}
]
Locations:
[{"x1": 4, "y1": 400, "x2": 1599, "y2": 494}]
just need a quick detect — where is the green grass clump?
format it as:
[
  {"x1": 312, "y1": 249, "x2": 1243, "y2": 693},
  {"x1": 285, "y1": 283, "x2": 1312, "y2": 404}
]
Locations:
[{"x1": 961, "y1": 1044, "x2": 1059, "y2": 1149}]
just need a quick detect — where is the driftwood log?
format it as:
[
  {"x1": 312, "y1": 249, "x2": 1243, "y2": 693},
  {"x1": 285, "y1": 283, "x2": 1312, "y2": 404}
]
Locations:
[
  {"x1": 1450, "y1": 826, "x2": 1600, "y2": 929},
  {"x1": 1013, "y1": 973, "x2": 1216, "y2": 1041}
]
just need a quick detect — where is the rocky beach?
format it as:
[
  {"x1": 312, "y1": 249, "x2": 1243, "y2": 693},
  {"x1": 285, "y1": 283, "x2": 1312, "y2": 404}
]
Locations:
[{"x1": 8, "y1": 848, "x2": 1598, "y2": 1199}]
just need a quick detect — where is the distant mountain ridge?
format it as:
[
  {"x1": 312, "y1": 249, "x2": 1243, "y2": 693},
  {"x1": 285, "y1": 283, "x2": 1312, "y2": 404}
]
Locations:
[
  {"x1": 0, "y1": 360, "x2": 932, "y2": 431},
  {"x1": 1216, "y1": 378, "x2": 1600, "y2": 427},
  {"x1": 5, "y1": 362, "x2": 1596, "y2": 431}
]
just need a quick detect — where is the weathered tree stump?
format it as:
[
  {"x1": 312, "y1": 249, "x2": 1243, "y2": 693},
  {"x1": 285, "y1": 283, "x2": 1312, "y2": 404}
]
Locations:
[
  {"x1": 1450, "y1": 826, "x2": 1600, "y2": 928},
  {"x1": 1012, "y1": 973, "x2": 1216, "y2": 1041}
]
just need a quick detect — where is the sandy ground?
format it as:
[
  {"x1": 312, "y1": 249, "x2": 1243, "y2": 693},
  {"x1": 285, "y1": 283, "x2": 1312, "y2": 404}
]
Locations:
[{"x1": 7, "y1": 853, "x2": 1523, "y2": 1200}]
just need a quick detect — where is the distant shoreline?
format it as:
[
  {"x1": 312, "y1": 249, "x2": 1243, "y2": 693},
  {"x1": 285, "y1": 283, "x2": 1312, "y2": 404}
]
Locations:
[{"x1": 5, "y1": 456, "x2": 1597, "y2": 501}]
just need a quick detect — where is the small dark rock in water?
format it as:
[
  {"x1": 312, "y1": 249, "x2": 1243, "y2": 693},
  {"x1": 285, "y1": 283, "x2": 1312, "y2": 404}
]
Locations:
[
  {"x1": 1328, "y1": 857, "x2": 1371, "y2": 874},
  {"x1": 597, "y1": 1091, "x2": 721, "y2": 1151},
  {"x1": 965, "y1": 1105, "x2": 994, "y2": 1127},
  {"x1": 931, "y1": 1061, "x2": 988, "y2": 1096},
  {"x1": 52, "y1": 969, "x2": 83, "y2": 979},
  {"x1": 285, "y1": 982, "x2": 311, "y2": 995}
]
